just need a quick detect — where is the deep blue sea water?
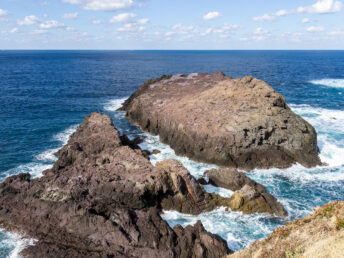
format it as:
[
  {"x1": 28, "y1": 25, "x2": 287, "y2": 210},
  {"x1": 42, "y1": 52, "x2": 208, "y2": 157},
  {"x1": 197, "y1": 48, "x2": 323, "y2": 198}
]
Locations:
[{"x1": 0, "y1": 50, "x2": 344, "y2": 256}]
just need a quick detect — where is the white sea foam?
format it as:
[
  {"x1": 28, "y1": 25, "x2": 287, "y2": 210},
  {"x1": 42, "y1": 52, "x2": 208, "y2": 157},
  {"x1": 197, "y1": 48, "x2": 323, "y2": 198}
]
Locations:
[
  {"x1": 139, "y1": 133, "x2": 218, "y2": 179},
  {"x1": 203, "y1": 184, "x2": 233, "y2": 198},
  {"x1": 309, "y1": 79, "x2": 344, "y2": 88},
  {"x1": 35, "y1": 148, "x2": 60, "y2": 162},
  {"x1": 53, "y1": 124, "x2": 79, "y2": 144},
  {"x1": 35, "y1": 124, "x2": 78, "y2": 163},
  {"x1": 0, "y1": 229, "x2": 36, "y2": 258},
  {"x1": 2, "y1": 124, "x2": 79, "y2": 180},
  {"x1": 1, "y1": 163, "x2": 52, "y2": 179},
  {"x1": 290, "y1": 104, "x2": 344, "y2": 167},
  {"x1": 103, "y1": 97, "x2": 128, "y2": 112},
  {"x1": 161, "y1": 207, "x2": 276, "y2": 251}
]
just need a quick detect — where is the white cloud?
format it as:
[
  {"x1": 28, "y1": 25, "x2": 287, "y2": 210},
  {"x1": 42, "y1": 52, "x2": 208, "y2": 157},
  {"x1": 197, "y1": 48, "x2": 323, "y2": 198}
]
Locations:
[
  {"x1": 254, "y1": 0, "x2": 342, "y2": 22},
  {"x1": 172, "y1": 24, "x2": 194, "y2": 32},
  {"x1": 17, "y1": 15, "x2": 40, "y2": 26},
  {"x1": 254, "y1": 27, "x2": 268, "y2": 35},
  {"x1": 0, "y1": 8, "x2": 8, "y2": 17},
  {"x1": 32, "y1": 29, "x2": 48, "y2": 35},
  {"x1": 40, "y1": 20, "x2": 64, "y2": 29},
  {"x1": 253, "y1": 14, "x2": 276, "y2": 21},
  {"x1": 117, "y1": 22, "x2": 144, "y2": 32},
  {"x1": 203, "y1": 11, "x2": 221, "y2": 20},
  {"x1": 137, "y1": 18, "x2": 149, "y2": 24},
  {"x1": 302, "y1": 18, "x2": 310, "y2": 23},
  {"x1": 307, "y1": 26, "x2": 325, "y2": 32},
  {"x1": 297, "y1": 0, "x2": 342, "y2": 14},
  {"x1": 203, "y1": 24, "x2": 238, "y2": 38},
  {"x1": 328, "y1": 29, "x2": 344, "y2": 35},
  {"x1": 92, "y1": 19, "x2": 101, "y2": 24},
  {"x1": 275, "y1": 9, "x2": 289, "y2": 16},
  {"x1": 10, "y1": 27, "x2": 18, "y2": 34},
  {"x1": 253, "y1": 9, "x2": 289, "y2": 21},
  {"x1": 62, "y1": 0, "x2": 134, "y2": 11},
  {"x1": 110, "y1": 13, "x2": 136, "y2": 23},
  {"x1": 63, "y1": 12, "x2": 78, "y2": 19},
  {"x1": 165, "y1": 31, "x2": 176, "y2": 37}
]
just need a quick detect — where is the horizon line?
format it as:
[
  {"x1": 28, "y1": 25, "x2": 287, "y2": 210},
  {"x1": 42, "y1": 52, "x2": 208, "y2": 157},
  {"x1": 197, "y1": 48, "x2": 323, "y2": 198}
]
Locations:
[{"x1": 1, "y1": 49, "x2": 344, "y2": 51}]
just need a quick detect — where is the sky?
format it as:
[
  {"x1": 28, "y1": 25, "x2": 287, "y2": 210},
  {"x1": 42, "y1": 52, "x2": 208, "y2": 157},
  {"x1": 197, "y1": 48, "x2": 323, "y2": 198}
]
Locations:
[{"x1": 0, "y1": 0, "x2": 344, "y2": 49}]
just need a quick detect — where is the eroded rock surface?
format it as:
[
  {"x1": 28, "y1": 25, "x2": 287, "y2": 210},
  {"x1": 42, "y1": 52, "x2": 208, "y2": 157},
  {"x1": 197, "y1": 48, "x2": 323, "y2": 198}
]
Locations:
[
  {"x1": 120, "y1": 72, "x2": 321, "y2": 170},
  {"x1": 0, "y1": 113, "x2": 231, "y2": 257},
  {"x1": 205, "y1": 168, "x2": 288, "y2": 218}
]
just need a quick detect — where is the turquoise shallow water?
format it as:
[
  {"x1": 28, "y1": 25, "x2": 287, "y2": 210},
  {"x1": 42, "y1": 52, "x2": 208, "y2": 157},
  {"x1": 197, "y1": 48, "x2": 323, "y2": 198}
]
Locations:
[{"x1": 0, "y1": 50, "x2": 343, "y2": 256}]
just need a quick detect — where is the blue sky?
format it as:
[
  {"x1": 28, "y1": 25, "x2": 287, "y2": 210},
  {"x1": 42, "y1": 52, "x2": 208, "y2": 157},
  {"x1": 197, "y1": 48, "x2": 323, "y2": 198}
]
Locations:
[{"x1": 0, "y1": 0, "x2": 344, "y2": 49}]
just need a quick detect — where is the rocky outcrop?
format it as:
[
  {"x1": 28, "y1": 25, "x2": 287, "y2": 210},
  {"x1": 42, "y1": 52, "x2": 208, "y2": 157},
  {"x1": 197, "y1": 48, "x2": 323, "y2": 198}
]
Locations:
[
  {"x1": 205, "y1": 169, "x2": 288, "y2": 218},
  {"x1": 228, "y1": 201, "x2": 344, "y2": 258},
  {"x1": 0, "y1": 113, "x2": 231, "y2": 257},
  {"x1": 156, "y1": 159, "x2": 209, "y2": 214},
  {"x1": 120, "y1": 72, "x2": 321, "y2": 170}
]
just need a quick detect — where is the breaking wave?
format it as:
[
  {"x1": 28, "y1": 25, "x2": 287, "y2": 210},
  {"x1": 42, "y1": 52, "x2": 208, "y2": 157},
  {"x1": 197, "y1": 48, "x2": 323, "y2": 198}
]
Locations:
[{"x1": 309, "y1": 79, "x2": 344, "y2": 88}]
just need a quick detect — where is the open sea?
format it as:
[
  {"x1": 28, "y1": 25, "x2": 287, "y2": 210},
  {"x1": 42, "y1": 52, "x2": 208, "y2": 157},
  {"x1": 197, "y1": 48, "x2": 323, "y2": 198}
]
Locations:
[{"x1": 0, "y1": 50, "x2": 343, "y2": 257}]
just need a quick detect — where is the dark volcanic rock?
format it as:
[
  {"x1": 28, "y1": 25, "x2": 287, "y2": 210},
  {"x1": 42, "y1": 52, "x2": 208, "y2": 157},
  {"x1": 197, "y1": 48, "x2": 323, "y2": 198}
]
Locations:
[
  {"x1": 205, "y1": 168, "x2": 288, "y2": 218},
  {"x1": 120, "y1": 72, "x2": 321, "y2": 170},
  {"x1": 206, "y1": 168, "x2": 265, "y2": 192},
  {"x1": 0, "y1": 112, "x2": 231, "y2": 257}
]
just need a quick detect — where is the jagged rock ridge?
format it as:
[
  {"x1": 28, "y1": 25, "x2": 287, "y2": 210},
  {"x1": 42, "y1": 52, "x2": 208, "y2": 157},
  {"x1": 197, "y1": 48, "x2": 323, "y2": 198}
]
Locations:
[{"x1": 0, "y1": 113, "x2": 231, "y2": 257}]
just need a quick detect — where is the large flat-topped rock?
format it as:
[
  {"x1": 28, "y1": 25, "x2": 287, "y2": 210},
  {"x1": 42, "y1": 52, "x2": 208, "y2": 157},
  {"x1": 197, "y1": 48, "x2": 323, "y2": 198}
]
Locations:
[{"x1": 121, "y1": 72, "x2": 321, "y2": 170}]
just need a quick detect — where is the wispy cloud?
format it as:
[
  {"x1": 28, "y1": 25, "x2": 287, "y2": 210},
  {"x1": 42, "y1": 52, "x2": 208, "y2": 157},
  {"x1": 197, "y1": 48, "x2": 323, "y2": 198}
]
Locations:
[
  {"x1": 254, "y1": 0, "x2": 343, "y2": 22},
  {"x1": 62, "y1": 12, "x2": 78, "y2": 19},
  {"x1": 0, "y1": 8, "x2": 8, "y2": 17},
  {"x1": 17, "y1": 15, "x2": 40, "y2": 26},
  {"x1": 307, "y1": 26, "x2": 325, "y2": 32},
  {"x1": 110, "y1": 13, "x2": 136, "y2": 23},
  {"x1": 62, "y1": 0, "x2": 134, "y2": 11},
  {"x1": 203, "y1": 11, "x2": 221, "y2": 20}
]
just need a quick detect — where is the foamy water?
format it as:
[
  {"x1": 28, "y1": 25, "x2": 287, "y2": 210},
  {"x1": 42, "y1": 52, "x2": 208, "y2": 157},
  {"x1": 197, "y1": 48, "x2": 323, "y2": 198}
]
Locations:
[
  {"x1": 1, "y1": 95, "x2": 343, "y2": 254},
  {"x1": 104, "y1": 97, "x2": 344, "y2": 251},
  {"x1": 1, "y1": 124, "x2": 78, "y2": 181},
  {"x1": 309, "y1": 79, "x2": 344, "y2": 89},
  {"x1": 0, "y1": 229, "x2": 36, "y2": 258}
]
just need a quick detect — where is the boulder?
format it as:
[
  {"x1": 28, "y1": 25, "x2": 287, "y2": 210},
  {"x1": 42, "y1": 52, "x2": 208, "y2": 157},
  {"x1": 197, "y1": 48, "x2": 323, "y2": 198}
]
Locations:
[
  {"x1": 205, "y1": 168, "x2": 288, "y2": 218},
  {"x1": 0, "y1": 112, "x2": 231, "y2": 257},
  {"x1": 120, "y1": 72, "x2": 321, "y2": 170},
  {"x1": 205, "y1": 168, "x2": 265, "y2": 192}
]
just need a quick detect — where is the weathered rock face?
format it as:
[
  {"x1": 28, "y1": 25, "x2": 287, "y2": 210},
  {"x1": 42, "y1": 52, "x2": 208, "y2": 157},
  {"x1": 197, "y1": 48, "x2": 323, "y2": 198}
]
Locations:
[
  {"x1": 228, "y1": 201, "x2": 344, "y2": 258},
  {"x1": 0, "y1": 113, "x2": 231, "y2": 257},
  {"x1": 120, "y1": 72, "x2": 321, "y2": 170},
  {"x1": 205, "y1": 168, "x2": 288, "y2": 218}
]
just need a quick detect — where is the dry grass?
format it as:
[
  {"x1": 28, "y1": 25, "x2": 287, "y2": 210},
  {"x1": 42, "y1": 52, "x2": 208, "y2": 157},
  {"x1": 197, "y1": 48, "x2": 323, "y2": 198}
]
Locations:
[{"x1": 227, "y1": 201, "x2": 344, "y2": 258}]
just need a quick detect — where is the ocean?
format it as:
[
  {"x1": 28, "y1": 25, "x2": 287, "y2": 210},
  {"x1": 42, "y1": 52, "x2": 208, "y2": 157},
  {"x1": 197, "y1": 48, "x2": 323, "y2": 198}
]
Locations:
[{"x1": 0, "y1": 50, "x2": 343, "y2": 256}]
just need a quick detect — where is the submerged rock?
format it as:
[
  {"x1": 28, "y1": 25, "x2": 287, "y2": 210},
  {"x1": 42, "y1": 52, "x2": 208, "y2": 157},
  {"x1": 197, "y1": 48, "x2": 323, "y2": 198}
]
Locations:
[
  {"x1": 206, "y1": 168, "x2": 288, "y2": 218},
  {"x1": 0, "y1": 113, "x2": 231, "y2": 257},
  {"x1": 228, "y1": 201, "x2": 344, "y2": 258},
  {"x1": 120, "y1": 72, "x2": 321, "y2": 170}
]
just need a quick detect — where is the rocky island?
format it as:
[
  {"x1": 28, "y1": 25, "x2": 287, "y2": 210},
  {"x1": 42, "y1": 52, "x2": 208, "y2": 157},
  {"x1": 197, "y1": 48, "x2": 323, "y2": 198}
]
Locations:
[{"x1": 120, "y1": 72, "x2": 321, "y2": 170}]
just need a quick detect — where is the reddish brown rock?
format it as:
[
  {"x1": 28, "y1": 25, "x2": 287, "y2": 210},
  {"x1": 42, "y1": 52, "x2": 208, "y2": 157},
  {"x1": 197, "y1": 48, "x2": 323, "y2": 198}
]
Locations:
[
  {"x1": 205, "y1": 168, "x2": 288, "y2": 218},
  {"x1": 0, "y1": 113, "x2": 231, "y2": 257},
  {"x1": 120, "y1": 72, "x2": 321, "y2": 170}
]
